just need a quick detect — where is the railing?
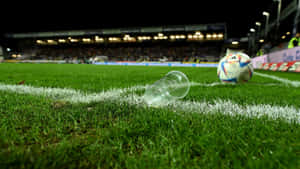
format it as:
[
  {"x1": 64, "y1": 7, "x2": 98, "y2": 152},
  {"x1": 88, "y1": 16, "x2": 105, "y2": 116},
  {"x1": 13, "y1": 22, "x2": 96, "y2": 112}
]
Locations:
[{"x1": 252, "y1": 46, "x2": 300, "y2": 68}]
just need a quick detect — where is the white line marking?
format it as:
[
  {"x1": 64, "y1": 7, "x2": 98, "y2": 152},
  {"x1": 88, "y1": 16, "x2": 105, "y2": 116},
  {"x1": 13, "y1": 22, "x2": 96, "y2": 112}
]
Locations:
[
  {"x1": 0, "y1": 83, "x2": 146, "y2": 103},
  {"x1": 0, "y1": 82, "x2": 299, "y2": 124},
  {"x1": 190, "y1": 82, "x2": 226, "y2": 87},
  {"x1": 166, "y1": 99, "x2": 300, "y2": 124},
  {"x1": 254, "y1": 72, "x2": 300, "y2": 87},
  {"x1": 106, "y1": 93, "x2": 300, "y2": 124},
  {"x1": 191, "y1": 82, "x2": 285, "y2": 87}
]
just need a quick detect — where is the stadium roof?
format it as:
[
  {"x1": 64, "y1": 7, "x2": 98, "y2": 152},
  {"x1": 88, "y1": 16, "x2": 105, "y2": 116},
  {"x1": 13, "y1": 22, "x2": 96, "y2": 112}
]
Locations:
[
  {"x1": 4, "y1": 23, "x2": 226, "y2": 39},
  {"x1": 0, "y1": 0, "x2": 295, "y2": 39}
]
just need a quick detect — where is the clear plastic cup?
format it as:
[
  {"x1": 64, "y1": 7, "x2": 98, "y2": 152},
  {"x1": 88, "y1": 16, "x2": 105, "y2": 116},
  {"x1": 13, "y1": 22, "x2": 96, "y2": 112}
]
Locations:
[{"x1": 143, "y1": 71, "x2": 190, "y2": 106}]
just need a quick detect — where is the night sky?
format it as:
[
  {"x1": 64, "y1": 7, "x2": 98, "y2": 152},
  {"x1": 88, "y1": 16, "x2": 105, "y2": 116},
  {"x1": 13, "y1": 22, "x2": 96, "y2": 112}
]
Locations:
[{"x1": 0, "y1": 0, "x2": 289, "y2": 38}]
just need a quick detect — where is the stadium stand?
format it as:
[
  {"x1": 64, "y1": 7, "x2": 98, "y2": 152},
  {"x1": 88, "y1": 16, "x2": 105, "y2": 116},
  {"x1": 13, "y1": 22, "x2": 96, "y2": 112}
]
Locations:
[
  {"x1": 3, "y1": 24, "x2": 226, "y2": 64},
  {"x1": 28, "y1": 45, "x2": 221, "y2": 62}
]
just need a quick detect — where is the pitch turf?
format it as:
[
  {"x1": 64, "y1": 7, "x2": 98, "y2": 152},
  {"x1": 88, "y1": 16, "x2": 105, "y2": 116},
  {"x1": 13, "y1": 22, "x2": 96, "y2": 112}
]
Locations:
[{"x1": 0, "y1": 63, "x2": 299, "y2": 169}]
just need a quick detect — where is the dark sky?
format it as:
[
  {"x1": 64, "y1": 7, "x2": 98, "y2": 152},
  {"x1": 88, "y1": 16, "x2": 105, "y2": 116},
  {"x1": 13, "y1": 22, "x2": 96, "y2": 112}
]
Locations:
[{"x1": 0, "y1": 0, "x2": 287, "y2": 38}]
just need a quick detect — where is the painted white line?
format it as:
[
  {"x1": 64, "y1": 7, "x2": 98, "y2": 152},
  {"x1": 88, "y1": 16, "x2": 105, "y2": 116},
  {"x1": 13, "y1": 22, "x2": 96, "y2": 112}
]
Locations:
[
  {"x1": 190, "y1": 82, "x2": 226, "y2": 87},
  {"x1": 166, "y1": 99, "x2": 300, "y2": 124},
  {"x1": 191, "y1": 81, "x2": 285, "y2": 87},
  {"x1": 254, "y1": 72, "x2": 300, "y2": 87},
  {"x1": 0, "y1": 83, "x2": 146, "y2": 103},
  {"x1": 99, "y1": 91, "x2": 300, "y2": 124},
  {"x1": 0, "y1": 82, "x2": 299, "y2": 124},
  {"x1": 67, "y1": 85, "x2": 146, "y2": 103}
]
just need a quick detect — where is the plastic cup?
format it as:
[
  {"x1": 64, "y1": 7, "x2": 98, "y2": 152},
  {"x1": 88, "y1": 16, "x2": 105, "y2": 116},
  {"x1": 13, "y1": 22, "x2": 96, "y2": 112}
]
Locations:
[{"x1": 143, "y1": 71, "x2": 190, "y2": 106}]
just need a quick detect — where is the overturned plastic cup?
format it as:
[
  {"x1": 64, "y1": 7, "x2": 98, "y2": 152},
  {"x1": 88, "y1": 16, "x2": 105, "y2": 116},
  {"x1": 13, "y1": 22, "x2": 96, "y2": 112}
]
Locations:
[{"x1": 143, "y1": 71, "x2": 190, "y2": 107}]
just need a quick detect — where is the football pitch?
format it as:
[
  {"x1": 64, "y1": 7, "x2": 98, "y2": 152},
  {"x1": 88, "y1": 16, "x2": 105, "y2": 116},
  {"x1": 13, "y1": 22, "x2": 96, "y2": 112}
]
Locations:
[{"x1": 0, "y1": 63, "x2": 299, "y2": 168}]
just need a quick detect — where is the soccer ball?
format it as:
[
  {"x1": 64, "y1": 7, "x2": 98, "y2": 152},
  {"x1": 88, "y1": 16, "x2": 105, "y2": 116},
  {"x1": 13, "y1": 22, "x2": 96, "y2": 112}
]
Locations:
[{"x1": 217, "y1": 52, "x2": 253, "y2": 83}]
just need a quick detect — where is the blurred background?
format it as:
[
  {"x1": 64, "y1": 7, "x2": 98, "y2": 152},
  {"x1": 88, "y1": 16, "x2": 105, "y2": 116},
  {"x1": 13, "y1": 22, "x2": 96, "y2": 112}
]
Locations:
[{"x1": 0, "y1": 0, "x2": 299, "y2": 64}]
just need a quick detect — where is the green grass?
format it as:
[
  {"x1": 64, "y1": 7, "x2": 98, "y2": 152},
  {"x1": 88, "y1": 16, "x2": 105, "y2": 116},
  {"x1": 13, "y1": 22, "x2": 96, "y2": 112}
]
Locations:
[{"x1": 0, "y1": 63, "x2": 299, "y2": 169}]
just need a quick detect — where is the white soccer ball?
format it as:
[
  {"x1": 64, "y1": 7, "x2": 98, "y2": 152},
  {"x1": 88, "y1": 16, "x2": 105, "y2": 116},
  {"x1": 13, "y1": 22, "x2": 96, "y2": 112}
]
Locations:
[{"x1": 217, "y1": 52, "x2": 253, "y2": 83}]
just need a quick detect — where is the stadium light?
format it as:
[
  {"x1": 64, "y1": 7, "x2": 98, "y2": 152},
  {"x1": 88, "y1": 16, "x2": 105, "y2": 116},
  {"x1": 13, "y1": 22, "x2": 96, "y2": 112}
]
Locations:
[
  {"x1": 82, "y1": 38, "x2": 92, "y2": 43},
  {"x1": 212, "y1": 33, "x2": 217, "y2": 39},
  {"x1": 123, "y1": 37, "x2": 136, "y2": 42},
  {"x1": 36, "y1": 40, "x2": 44, "y2": 44},
  {"x1": 154, "y1": 33, "x2": 168, "y2": 40},
  {"x1": 263, "y1": 11, "x2": 270, "y2": 16},
  {"x1": 206, "y1": 34, "x2": 212, "y2": 39},
  {"x1": 255, "y1": 22, "x2": 262, "y2": 39},
  {"x1": 108, "y1": 37, "x2": 121, "y2": 42},
  {"x1": 232, "y1": 41, "x2": 239, "y2": 45},
  {"x1": 47, "y1": 40, "x2": 57, "y2": 44},
  {"x1": 171, "y1": 35, "x2": 186, "y2": 39},
  {"x1": 123, "y1": 35, "x2": 136, "y2": 42},
  {"x1": 217, "y1": 33, "x2": 223, "y2": 39},
  {"x1": 123, "y1": 35, "x2": 129, "y2": 40},
  {"x1": 187, "y1": 32, "x2": 205, "y2": 40},
  {"x1": 137, "y1": 36, "x2": 151, "y2": 41},
  {"x1": 274, "y1": 0, "x2": 282, "y2": 36},
  {"x1": 58, "y1": 39, "x2": 66, "y2": 43},
  {"x1": 263, "y1": 11, "x2": 270, "y2": 38},
  {"x1": 11, "y1": 54, "x2": 21, "y2": 58},
  {"x1": 95, "y1": 36, "x2": 104, "y2": 43},
  {"x1": 95, "y1": 39, "x2": 104, "y2": 43},
  {"x1": 255, "y1": 22, "x2": 261, "y2": 26},
  {"x1": 70, "y1": 39, "x2": 79, "y2": 43}
]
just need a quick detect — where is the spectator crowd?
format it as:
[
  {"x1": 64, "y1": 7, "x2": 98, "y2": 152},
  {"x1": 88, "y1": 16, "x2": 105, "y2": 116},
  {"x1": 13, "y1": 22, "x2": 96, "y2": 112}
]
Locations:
[{"x1": 17, "y1": 44, "x2": 222, "y2": 63}]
